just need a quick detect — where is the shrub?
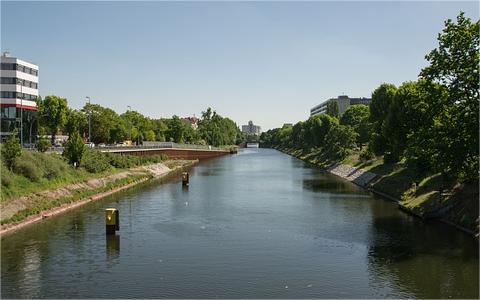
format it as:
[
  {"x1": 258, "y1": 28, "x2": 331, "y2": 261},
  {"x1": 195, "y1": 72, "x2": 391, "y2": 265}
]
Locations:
[
  {"x1": 81, "y1": 149, "x2": 111, "y2": 173},
  {"x1": 1, "y1": 131, "x2": 22, "y2": 170},
  {"x1": 1, "y1": 163, "x2": 13, "y2": 187},
  {"x1": 359, "y1": 147, "x2": 374, "y2": 161},
  {"x1": 14, "y1": 159, "x2": 42, "y2": 182},
  {"x1": 36, "y1": 136, "x2": 51, "y2": 152}
]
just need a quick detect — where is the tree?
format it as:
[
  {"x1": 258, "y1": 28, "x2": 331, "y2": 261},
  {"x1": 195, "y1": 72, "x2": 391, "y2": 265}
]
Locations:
[
  {"x1": 340, "y1": 105, "x2": 371, "y2": 148},
  {"x1": 369, "y1": 83, "x2": 397, "y2": 155},
  {"x1": 324, "y1": 124, "x2": 357, "y2": 160},
  {"x1": 326, "y1": 101, "x2": 339, "y2": 118},
  {"x1": 65, "y1": 109, "x2": 87, "y2": 136},
  {"x1": 63, "y1": 131, "x2": 85, "y2": 166},
  {"x1": 419, "y1": 12, "x2": 479, "y2": 181},
  {"x1": 1, "y1": 130, "x2": 22, "y2": 170},
  {"x1": 168, "y1": 115, "x2": 187, "y2": 143},
  {"x1": 83, "y1": 103, "x2": 119, "y2": 144},
  {"x1": 38, "y1": 95, "x2": 69, "y2": 145}
]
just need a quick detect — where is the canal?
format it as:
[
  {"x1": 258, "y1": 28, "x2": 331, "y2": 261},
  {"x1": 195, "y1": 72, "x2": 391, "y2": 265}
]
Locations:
[{"x1": 1, "y1": 149, "x2": 478, "y2": 298}]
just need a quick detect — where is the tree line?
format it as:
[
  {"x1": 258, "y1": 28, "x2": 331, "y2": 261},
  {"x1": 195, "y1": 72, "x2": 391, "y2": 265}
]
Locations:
[
  {"x1": 35, "y1": 97, "x2": 244, "y2": 147},
  {"x1": 261, "y1": 12, "x2": 479, "y2": 182}
]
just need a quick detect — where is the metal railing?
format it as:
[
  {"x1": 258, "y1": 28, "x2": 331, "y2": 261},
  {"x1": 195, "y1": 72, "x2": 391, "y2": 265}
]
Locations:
[{"x1": 98, "y1": 142, "x2": 225, "y2": 152}]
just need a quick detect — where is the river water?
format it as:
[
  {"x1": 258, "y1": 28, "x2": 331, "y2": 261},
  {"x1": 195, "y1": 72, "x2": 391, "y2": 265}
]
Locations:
[{"x1": 1, "y1": 149, "x2": 478, "y2": 298}]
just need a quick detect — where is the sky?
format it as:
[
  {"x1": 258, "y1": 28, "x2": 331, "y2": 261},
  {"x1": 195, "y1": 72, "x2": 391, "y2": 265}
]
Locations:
[{"x1": 1, "y1": 1, "x2": 478, "y2": 130}]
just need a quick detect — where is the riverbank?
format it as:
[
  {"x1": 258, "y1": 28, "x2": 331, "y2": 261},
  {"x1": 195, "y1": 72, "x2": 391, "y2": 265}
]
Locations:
[
  {"x1": 275, "y1": 147, "x2": 479, "y2": 236},
  {"x1": 0, "y1": 159, "x2": 196, "y2": 235}
]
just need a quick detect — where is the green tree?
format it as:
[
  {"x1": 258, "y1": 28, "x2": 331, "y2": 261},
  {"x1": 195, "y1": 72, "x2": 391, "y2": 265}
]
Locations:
[
  {"x1": 1, "y1": 130, "x2": 22, "y2": 170},
  {"x1": 326, "y1": 101, "x2": 339, "y2": 118},
  {"x1": 419, "y1": 12, "x2": 479, "y2": 181},
  {"x1": 369, "y1": 83, "x2": 397, "y2": 155},
  {"x1": 38, "y1": 95, "x2": 69, "y2": 145},
  {"x1": 83, "y1": 103, "x2": 119, "y2": 144},
  {"x1": 63, "y1": 131, "x2": 85, "y2": 166},
  {"x1": 340, "y1": 105, "x2": 371, "y2": 148},
  {"x1": 324, "y1": 124, "x2": 357, "y2": 160},
  {"x1": 65, "y1": 109, "x2": 87, "y2": 136},
  {"x1": 168, "y1": 115, "x2": 187, "y2": 143}
]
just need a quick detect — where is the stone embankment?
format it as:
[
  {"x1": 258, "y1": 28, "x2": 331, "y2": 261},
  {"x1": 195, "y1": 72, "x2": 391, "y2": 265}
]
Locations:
[{"x1": 327, "y1": 164, "x2": 377, "y2": 187}]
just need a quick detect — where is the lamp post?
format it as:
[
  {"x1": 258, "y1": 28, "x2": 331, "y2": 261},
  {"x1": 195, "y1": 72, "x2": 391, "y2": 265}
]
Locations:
[
  {"x1": 86, "y1": 96, "x2": 91, "y2": 143},
  {"x1": 18, "y1": 79, "x2": 23, "y2": 147},
  {"x1": 127, "y1": 105, "x2": 132, "y2": 141}
]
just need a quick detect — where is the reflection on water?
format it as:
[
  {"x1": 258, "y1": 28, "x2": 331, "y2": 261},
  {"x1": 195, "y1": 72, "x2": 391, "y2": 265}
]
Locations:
[
  {"x1": 1, "y1": 149, "x2": 478, "y2": 298},
  {"x1": 106, "y1": 235, "x2": 120, "y2": 261}
]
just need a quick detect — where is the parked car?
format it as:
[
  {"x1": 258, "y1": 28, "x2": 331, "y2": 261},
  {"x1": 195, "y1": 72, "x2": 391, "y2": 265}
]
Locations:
[
  {"x1": 98, "y1": 143, "x2": 106, "y2": 147},
  {"x1": 85, "y1": 142, "x2": 95, "y2": 148}
]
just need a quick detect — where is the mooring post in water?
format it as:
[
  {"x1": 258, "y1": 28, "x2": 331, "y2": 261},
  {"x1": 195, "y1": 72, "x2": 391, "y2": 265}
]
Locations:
[
  {"x1": 182, "y1": 172, "x2": 189, "y2": 186},
  {"x1": 105, "y1": 208, "x2": 119, "y2": 235}
]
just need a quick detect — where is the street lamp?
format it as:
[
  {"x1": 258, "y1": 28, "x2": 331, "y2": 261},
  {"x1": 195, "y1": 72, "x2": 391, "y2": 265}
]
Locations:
[
  {"x1": 86, "y1": 96, "x2": 91, "y2": 143},
  {"x1": 127, "y1": 105, "x2": 132, "y2": 141},
  {"x1": 17, "y1": 79, "x2": 23, "y2": 147}
]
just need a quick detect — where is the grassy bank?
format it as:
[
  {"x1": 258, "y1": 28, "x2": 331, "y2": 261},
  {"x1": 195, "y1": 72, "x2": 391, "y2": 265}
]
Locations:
[
  {"x1": 0, "y1": 149, "x2": 192, "y2": 228},
  {"x1": 275, "y1": 146, "x2": 479, "y2": 234},
  {"x1": 1, "y1": 149, "x2": 167, "y2": 202}
]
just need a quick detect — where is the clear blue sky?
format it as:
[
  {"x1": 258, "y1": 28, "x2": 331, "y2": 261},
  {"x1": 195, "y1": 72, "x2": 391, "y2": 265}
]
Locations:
[{"x1": 1, "y1": 1, "x2": 478, "y2": 130}]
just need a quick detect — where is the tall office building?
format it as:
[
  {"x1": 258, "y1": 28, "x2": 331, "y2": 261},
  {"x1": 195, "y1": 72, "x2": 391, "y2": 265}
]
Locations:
[{"x1": 0, "y1": 52, "x2": 39, "y2": 144}]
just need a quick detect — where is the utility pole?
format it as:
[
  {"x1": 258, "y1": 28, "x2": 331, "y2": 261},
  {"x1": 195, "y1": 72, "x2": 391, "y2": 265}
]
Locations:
[{"x1": 86, "y1": 96, "x2": 91, "y2": 143}]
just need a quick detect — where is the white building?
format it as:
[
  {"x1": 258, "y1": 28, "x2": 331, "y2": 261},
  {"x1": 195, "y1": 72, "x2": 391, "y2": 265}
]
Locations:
[
  {"x1": 1, "y1": 52, "x2": 39, "y2": 142},
  {"x1": 242, "y1": 120, "x2": 261, "y2": 135},
  {"x1": 310, "y1": 95, "x2": 371, "y2": 117}
]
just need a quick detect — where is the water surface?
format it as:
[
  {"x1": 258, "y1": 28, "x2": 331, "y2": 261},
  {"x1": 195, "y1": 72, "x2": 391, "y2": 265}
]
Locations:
[{"x1": 2, "y1": 149, "x2": 478, "y2": 298}]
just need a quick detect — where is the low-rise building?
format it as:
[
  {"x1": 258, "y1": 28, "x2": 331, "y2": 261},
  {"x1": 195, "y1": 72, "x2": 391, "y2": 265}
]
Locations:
[
  {"x1": 183, "y1": 116, "x2": 199, "y2": 130},
  {"x1": 310, "y1": 95, "x2": 371, "y2": 117},
  {"x1": 242, "y1": 120, "x2": 261, "y2": 135}
]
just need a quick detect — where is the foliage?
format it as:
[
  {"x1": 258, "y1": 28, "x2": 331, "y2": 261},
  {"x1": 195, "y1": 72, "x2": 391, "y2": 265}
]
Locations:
[
  {"x1": 63, "y1": 131, "x2": 85, "y2": 166},
  {"x1": 359, "y1": 147, "x2": 375, "y2": 161},
  {"x1": 198, "y1": 108, "x2": 241, "y2": 147},
  {"x1": 1, "y1": 130, "x2": 22, "y2": 170},
  {"x1": 369, "y1": 83, "x2": 397, "y2": 155},
  {"x1": 326, "y1": 101, "x2": 339, "y2": 118},
  {"x1": 65, "y1": 108, "x2": 88, "y2": 136},
  {"x1": 13, "y1": 159, "x2": 42, "y2": 182},
  {"x1": 340, "y1": 105, "x2": 371, "y2": 147},
  {"x1": 36, "y1": 136, "x2": 51, "y2": 152},
  {"x1": 80, "y1": 149, "x2": 111, "y2": 173},
  {"x1": 419, "y1": 12, "x2": 479, "y2": 181},
  {"x1": 38, "y1": 95, "x2": 69, "y2": 145},
  {"x1": 324, "y1": 124, "x2": 357, "y2": 160}
]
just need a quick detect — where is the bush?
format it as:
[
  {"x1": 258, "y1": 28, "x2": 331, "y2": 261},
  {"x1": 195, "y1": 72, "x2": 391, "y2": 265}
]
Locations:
[
  {"x1": 81, "y1": 149, "x2": 111, "y2": 173},
  {"x1": 1, "y1": 131, "x2": 22, "y2": 170},
  {"x1": 1, "y1": 163, "x2": 13, "y2": 187},
  {"x1": 36, "y1": 137, "x2": 51, "y2": 152},
  {"x1": 33, "y1": 152, "x2": 65, "y2": 179},
  {"x1": 359, "y1": 147, "x2": 374, "y2": 161},
  {"x1": 14, "y1": 159, "x2": 42, "y2": 182}
]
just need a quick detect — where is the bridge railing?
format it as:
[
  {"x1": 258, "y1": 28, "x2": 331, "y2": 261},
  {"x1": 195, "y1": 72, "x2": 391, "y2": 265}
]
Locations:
[{"x1": 98, "y1": 142, "x2": 225, "y2": 151}]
